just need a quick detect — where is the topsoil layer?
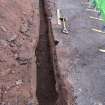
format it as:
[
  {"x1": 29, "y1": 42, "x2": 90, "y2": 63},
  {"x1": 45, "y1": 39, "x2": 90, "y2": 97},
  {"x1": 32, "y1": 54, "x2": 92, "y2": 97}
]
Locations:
[{"x1": 0, "y1": 0, "x2": 39, "y2": 105}]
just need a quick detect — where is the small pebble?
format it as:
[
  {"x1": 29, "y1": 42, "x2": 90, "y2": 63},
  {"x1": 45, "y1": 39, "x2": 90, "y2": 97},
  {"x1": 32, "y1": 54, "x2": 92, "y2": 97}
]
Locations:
[
  {"x1": 4, "y1": 91, "x2": 7, "y2": 94},
  {"x1": 16, "y1": 80, "x2": 23, "y2": 85},
  {"x1": 11, "y1": 70, "x2": 15, "y2": 74},
  {"x1": 7, "y1": 86, "x2": 10, "y2": 89},
  {"x1": 0, "y1": 26, "x2": 7, "y2": 32},
  {"x1": 0, "y1": 40, "x2": 8, "y2": 47},
  {"x1": 8, "y1": 34, "x2": 17, "y2": 42},
  {"x1": 20, "y1": 23, "x2": 28, "y2": 33},
  {"x1": 14, "y1": 53, "x2": 18, "y2": 59},
  {"x1": 16, "y1": 86, "x2": 20, "y2": 89},
  {"x1": 1, "y1": 102, "x2": 5, "y2": 105},
  {"x1": 1, "y1": 68, "x2": 11, "y2": 76}
]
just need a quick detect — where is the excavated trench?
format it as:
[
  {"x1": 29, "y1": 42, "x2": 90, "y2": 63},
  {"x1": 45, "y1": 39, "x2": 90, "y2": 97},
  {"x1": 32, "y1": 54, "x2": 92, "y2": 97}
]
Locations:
[{"x1": 36, "y1": 0, "x2": 58, "y2": 105}]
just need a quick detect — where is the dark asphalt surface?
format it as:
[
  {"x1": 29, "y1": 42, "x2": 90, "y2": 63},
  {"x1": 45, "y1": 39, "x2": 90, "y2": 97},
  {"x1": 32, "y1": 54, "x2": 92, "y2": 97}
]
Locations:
[{"x1": 55, "y1": 0, "x2": 105, "y2": 105}]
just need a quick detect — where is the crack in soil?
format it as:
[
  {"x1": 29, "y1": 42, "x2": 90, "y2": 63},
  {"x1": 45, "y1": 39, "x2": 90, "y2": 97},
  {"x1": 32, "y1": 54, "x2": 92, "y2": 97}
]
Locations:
[{"x1": 36, "y1": 0, "x2": 58, "y2": 105}]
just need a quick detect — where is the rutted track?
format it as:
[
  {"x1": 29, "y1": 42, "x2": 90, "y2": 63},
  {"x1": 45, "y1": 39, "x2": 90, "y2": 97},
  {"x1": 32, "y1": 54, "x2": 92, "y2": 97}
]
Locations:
[{"x1": 36, "y1": 0, "x2": 58, "y2": 105}]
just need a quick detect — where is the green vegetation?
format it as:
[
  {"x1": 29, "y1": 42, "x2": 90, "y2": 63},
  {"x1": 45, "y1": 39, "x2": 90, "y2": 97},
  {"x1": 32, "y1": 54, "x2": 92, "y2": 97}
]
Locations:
[{"x1": 90, "y1": 0, "x2": 105, "y2": 21}]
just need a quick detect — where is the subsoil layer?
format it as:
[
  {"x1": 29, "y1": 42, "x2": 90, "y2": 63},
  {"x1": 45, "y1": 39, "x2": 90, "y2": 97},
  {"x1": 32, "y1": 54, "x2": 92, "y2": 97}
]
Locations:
[{"x1": 36, "y1": 0, "x2": 58, "y2": 105}]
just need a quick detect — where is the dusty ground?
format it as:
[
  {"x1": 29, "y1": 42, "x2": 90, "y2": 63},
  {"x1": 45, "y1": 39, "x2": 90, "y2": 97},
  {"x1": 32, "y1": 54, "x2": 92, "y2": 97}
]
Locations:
[
  {"x1": 51, "y1": 0, "x2": 105, "y2": 104},
  {"x1": 0, "y1": 0, "x2": 39, "y2": 105}
]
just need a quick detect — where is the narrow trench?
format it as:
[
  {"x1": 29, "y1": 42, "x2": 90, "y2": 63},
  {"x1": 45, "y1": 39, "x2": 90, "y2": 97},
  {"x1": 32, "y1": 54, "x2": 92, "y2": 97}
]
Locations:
[{"x1": 36, "y1": 0, "x2": 58, "y2": 105}]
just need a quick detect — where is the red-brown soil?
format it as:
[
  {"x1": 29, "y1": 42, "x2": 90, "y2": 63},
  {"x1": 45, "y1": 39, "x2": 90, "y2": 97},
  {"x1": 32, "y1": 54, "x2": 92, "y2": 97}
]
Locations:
[{"x1": 0, "y1": 0, "x2": 39, "y2": 105}]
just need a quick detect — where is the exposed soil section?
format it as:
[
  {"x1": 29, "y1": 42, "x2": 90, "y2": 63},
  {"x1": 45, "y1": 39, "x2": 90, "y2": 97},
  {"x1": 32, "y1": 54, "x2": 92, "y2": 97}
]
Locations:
[
  {"x1": 0, "y1": 0, "x2": 39, "y2": 104},
  {"x1": 44, "y1": 0, "x2": 77, "y2": 105},
  {"x1": 36, "y1": 0, "x2": 58, "y2": 105}
]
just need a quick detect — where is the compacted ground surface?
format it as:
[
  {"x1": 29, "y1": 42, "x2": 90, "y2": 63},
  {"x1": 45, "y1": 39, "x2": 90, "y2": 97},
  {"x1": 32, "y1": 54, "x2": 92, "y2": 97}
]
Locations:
[{"x1": 53, "y1": 0, "x2": 105, "y2": 104}]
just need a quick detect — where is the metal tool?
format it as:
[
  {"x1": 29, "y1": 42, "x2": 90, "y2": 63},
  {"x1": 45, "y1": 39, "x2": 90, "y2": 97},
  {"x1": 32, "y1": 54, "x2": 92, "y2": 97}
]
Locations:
[
  {"x1": 57, "y1": 9, "x2": 62, "y2": 25},
  {"x1": 60, "y1": 17, "x2": 69, "y2": 34}
]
